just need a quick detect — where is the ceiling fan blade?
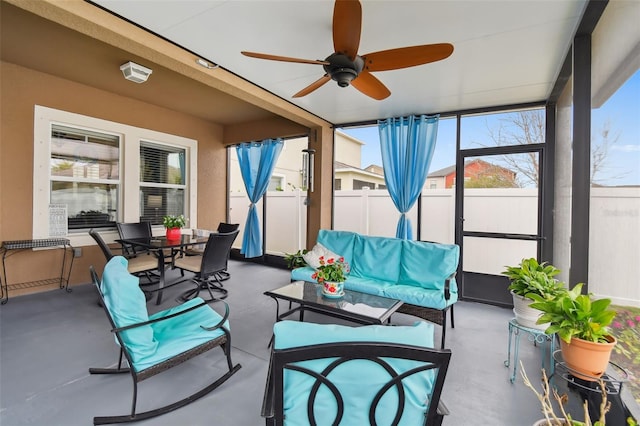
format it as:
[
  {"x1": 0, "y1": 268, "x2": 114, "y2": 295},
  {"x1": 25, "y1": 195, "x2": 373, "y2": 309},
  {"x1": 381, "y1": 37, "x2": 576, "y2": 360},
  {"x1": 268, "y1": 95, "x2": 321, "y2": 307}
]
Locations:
[
  {"x1": 241, "y1": 51, "x2": 329, "y2": 66},
  {"x1": 362, "y1": 43, "x2": 454, "y2": 72},
  {"x1": 333, "y1": 0, "x2": 362, "y2": 60},
  {"x1": 293, "y1": 74, "x2": 331, "y2": 98},
  {"x1": 351, "y1": 71, "x2": 391, "y2": 100}
]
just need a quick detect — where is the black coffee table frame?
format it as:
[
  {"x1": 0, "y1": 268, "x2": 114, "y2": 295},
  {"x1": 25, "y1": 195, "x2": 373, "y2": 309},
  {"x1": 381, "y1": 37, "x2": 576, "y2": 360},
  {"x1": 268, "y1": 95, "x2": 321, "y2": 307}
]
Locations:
[{"x1": 264, "y1": 281, "x2": 404, "y2": 326}]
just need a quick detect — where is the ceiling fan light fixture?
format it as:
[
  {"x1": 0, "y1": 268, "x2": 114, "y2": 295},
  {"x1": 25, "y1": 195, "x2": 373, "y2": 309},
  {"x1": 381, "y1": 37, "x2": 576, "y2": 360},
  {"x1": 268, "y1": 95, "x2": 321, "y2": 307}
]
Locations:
[
  {"x1": 332, "y1": 67, "x2": 358, "y2": 87},
  {"x1": 119, "y1": 61, "x2": 152, "y2": 83}
]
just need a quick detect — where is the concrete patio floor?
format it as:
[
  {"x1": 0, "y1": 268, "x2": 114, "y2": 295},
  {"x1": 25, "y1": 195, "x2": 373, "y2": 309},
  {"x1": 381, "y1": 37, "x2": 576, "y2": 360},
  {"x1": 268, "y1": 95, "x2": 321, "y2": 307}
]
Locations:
[{"x1": 1, "y1": 260, "x2": 636, "y2": 425}]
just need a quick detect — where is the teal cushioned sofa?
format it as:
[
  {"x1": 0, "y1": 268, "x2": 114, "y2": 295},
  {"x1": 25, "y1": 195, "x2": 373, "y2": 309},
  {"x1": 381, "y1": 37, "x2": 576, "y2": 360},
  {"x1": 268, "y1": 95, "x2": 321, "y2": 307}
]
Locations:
[{"x1": 291, "y1": 230, "x2": 460, "y2": 348}]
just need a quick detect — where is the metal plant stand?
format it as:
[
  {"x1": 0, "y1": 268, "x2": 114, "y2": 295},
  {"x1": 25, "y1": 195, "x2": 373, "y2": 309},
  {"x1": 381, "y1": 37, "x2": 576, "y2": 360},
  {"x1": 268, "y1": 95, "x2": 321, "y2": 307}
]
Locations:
[{"x1": 504, "y1": 318, "x2": 556, "y2": 383}]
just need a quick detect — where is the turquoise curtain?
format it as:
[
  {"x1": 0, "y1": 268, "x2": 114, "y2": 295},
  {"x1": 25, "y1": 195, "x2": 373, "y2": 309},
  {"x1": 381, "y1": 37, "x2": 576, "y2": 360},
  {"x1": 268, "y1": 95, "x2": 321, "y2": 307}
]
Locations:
[
  {"x1": 378, "y1": 115, "x2": 439, "y2": 239},
  {"x1": 236, "y1": 139, "x2": 284, "y2": 258}
]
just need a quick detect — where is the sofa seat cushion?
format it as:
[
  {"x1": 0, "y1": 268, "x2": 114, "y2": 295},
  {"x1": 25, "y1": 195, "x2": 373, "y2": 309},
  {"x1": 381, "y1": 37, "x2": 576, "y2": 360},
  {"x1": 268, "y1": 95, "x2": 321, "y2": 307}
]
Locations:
[
  {"x1": 317, "y1": 229, "x2": 357, "y2": 267},
  {"x1": 273, "y1": 321, "x2": 435, "y2": 426},
  {"x1": 290, "y1": 266, "x2": 316, "y2": 282},
  {"x1": 383, "y1": 284, "x2": 458, "y2": 310},
  {"x1": 342, "y1": 275, "x2": 395, "y2": 296},
  {"x1": 399, "y1": 240, "x2": 459, "y2": 290},
  {"x1": 132, "y1": 297, "x2": 228, "y2": 372},
  {"x1": 351, "y1": 234, "x2": 403, "y2": 283}
]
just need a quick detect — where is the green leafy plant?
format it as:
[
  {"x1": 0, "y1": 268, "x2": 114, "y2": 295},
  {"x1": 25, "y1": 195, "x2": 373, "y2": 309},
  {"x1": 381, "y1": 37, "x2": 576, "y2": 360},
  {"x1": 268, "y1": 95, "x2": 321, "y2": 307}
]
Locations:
[
  {"x1": 529, "y1": 283, "x2": 616, "y2": 344},
  {"x1": 162, "y1": 214, "x2": 186, "y2": 229},
  {"x1": 311, "y1": 256, "x2": 348, "y2": 283},
  {"x1": 502, "y1": 258, "x2": 565, "y2": 300},
  {"x1": 284, "y1": 249, "x2": 308, "y2": 269}
]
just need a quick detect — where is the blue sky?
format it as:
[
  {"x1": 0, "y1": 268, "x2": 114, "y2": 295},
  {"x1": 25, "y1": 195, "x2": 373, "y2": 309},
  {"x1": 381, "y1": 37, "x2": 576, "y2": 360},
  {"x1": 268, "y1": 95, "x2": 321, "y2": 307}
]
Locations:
[{"x1": 341, "y1": 70, "x2": 639, "y2": 186}]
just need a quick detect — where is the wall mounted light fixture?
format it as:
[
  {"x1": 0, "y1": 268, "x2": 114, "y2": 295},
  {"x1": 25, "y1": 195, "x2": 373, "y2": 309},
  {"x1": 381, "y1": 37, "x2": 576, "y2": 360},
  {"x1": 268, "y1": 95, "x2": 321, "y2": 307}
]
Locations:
[{"x1": 120, "y1": 61, "x2": 153, "y2": 83}]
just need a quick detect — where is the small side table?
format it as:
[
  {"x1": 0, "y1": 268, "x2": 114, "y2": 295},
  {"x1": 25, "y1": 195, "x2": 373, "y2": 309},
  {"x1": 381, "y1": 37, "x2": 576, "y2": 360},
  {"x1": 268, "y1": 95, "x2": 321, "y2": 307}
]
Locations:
[{"x1": 504, "y1": 318, "x2": 555, "y2": 383}]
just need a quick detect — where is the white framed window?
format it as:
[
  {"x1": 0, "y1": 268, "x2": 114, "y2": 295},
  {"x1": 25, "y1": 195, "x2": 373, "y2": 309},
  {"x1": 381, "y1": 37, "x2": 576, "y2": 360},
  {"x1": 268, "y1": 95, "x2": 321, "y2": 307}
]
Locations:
[{"x1": 34, "y1": 105, "x2": 197, "y2": 247}]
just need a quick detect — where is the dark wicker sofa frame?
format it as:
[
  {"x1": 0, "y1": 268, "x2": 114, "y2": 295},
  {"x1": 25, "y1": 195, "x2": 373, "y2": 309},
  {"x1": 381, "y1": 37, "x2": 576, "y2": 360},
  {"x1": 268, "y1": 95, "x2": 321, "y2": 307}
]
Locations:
[
  {"x1": 395, "y1": 272, "x2": 456, "y2": 349},
  {"x1": 88, "y1": 266, "x2": 241, "y2": 425},
  {"x1": 261, "y1": 341, "x2": 451, "y2": 426}
]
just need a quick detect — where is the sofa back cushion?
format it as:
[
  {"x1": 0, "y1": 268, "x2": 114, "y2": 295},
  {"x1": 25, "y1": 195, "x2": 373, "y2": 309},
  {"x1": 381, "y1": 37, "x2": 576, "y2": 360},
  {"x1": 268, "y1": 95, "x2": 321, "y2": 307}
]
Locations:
[
  {"x1": 273, "y1": 321, "x2": 436, "y2": 425},
  {"x1": 317, "y1": 229, "x2": 357, "y2": 266},
  {"x1": 351, "y1": 234, "x2": 403, "y2": 283},
  {"x1": 101, "y1": 256, "x2": 158, "y2": 362},
  {"x1": 399, "y1": 240, "x2": 459, "y2": 290}
]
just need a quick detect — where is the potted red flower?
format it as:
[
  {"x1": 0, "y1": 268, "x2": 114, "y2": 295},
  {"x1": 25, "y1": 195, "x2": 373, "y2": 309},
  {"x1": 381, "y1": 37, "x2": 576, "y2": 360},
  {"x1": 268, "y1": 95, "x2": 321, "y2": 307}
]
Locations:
[{"x1": 311, "y1": 255, "x2": 348, "y2": 298}]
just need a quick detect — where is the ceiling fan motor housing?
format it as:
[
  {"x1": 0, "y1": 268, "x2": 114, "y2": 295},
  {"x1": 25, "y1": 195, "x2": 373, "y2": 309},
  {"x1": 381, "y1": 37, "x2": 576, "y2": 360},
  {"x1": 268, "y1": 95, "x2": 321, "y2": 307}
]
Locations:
[{"x1": 324, "y1": 54, "x2": 364, "y2": 87}]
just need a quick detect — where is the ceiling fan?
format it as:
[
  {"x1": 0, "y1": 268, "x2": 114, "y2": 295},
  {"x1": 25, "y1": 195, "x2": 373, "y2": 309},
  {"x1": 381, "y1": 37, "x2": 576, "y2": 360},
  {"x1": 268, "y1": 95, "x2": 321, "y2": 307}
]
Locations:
[{"x1": 241, "y1": 0, "x2": 453, "y2": 100}]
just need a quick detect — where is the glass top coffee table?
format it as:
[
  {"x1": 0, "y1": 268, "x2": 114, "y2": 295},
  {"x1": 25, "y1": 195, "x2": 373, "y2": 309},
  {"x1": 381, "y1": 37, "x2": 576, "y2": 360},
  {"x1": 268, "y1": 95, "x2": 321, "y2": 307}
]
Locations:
[{"x1": 264, "y1": 280, "x2": 404, "y2": 325}]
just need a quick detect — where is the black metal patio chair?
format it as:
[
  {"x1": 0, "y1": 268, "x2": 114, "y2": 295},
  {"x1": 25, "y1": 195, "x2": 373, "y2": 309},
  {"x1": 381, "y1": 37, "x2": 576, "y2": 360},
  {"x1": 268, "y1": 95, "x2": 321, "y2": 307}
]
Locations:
[
  {"x1": 262, "y1": 321, "x2": 451, "y2": 426},
  {"x1": 173, "y1": 230, "x2": 239, "y2": 301},
  {"x1": 89, "y1": 229, "x2": 159, "y2": 289},
  {"x1": 89, "y1": 260, "x2": 241, "y2": 424},
  {"x1": 181, "y1": 222, "x2": 239, "y2": 281}
]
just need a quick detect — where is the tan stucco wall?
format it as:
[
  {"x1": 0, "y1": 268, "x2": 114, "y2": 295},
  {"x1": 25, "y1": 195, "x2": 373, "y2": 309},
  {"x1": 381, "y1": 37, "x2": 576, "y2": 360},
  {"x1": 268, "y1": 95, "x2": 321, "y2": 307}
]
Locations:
[{"x1": 0, "y1": 61, "x2": 226, "y2": 294}]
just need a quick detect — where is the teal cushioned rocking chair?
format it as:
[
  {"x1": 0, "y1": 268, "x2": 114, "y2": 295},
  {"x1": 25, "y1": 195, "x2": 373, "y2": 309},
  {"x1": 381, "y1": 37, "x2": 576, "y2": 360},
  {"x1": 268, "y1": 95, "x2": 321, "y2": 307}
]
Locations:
[{"x1": 88, "y1": 257, "x2": 241, "y2": 425}]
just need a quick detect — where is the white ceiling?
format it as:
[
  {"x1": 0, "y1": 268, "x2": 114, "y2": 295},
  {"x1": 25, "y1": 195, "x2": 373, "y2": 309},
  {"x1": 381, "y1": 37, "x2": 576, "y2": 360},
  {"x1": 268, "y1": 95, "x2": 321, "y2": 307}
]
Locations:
[{"x1": 92, "y1": 0, "x2": 588, "y2": 125}]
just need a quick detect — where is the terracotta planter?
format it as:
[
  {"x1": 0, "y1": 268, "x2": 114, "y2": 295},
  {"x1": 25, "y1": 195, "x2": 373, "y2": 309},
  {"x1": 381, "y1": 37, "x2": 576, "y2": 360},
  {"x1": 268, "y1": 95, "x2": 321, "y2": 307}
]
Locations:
[
  {"x1": 560, "y1": 334, "x2": 617, "y2": 381},
  {"x1": 322, "y1": 281, "x2": 344, "y2": 298},
  {"x1": 511, "y1": 291, "x2": 548, "y2": 330},
  {"x1": 165, "y1": 227, "x2": 182, "y2": 240}
]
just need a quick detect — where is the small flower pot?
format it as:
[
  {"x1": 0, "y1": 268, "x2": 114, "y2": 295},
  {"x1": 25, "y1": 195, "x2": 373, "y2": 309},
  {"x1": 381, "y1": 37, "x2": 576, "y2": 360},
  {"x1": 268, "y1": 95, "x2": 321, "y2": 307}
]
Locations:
[
  {"x1": 166, "y1": 227, "x2": 182, "y2": 240},
  {"x1": 322, "y1": 281, "x2": 344, "y2": 298}
]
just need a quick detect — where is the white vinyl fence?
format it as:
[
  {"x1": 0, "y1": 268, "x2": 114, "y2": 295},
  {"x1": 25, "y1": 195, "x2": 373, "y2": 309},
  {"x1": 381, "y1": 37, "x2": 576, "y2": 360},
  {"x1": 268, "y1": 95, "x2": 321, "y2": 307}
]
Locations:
[{"x1": 230, "y1": 187, "x2": 640, "y2": 307}]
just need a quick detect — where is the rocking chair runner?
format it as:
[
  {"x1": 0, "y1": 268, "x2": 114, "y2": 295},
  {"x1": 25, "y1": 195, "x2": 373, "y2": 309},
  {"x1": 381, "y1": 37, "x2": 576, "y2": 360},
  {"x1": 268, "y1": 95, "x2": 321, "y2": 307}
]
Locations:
[{"x1": 89, "y1": 257, "x2": 241, "y2": 425}]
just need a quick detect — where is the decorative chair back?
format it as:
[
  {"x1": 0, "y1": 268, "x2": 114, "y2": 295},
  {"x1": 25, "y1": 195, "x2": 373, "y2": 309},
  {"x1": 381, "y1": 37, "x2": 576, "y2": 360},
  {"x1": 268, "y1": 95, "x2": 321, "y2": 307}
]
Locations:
[
  {"x1": 263, "y1": 321, "x2": 451, "y2": 426},
  {"x1": 199, "y1": 230, "x2": 239, "y2": 279}
]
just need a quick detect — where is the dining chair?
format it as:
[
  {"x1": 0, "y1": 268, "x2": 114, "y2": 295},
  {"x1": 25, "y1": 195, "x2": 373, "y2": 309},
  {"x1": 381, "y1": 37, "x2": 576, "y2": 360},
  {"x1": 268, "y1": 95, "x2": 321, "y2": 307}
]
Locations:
[
  {"x1": 173, "y1": 230, "x2": 239, "y2": 301},
  {"x1": 116, "y1": 222, "x2": 153, "y2": 256},
  {"x1": 89, "y1": 229, "x2": 159, "y2": 291},
  {"x1": 181, "y1": 223, "x2": 239, "y2": 281}
]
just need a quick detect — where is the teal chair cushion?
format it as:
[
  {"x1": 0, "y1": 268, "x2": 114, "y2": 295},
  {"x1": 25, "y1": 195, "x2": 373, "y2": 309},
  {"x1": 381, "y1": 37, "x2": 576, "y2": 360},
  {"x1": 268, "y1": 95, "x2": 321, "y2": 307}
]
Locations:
[
  {"x1": 317, "y1": 229, "x2": 357, "y2": 267},
  {"x1": 273, "y1": 321, "x2": 435, "y2": 425},
  {"x1": 101, "y1": 256, "x2": 158, "y2": 363},
  {"x1": 351, "y1": 234, "x2": 403, "y2": 283},
  {"x1": 398, "y1": 240, "x2": 459, "y2": 291},
  {"x1": 290, "y1": 266, "x2": 315, "y2": 282},
  {"x1": 383, "y1": 284, "x2": 458, "y2": 310},
  {"x1": 133, "y1": 297, "x2": 229, "y2": 372},
  {"x1": 342, "y1": 275, "x2": 394, "y2": 296}
]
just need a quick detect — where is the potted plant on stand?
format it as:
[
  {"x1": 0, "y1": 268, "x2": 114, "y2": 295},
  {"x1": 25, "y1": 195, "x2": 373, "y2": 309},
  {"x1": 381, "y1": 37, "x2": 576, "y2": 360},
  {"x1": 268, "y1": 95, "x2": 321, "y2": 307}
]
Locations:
[
  {"x1": 529, "y1": 283, "x2": 617, "y2": 381},
  {"x1": 503, "y1": 258, "x2": 566, "y2": 330},
  {"x1": 163, "y1": 214, "x2": 186, "y2": 240},
  {"x1": 311, "y1": 255, "x2": 348, "y2": 298}
]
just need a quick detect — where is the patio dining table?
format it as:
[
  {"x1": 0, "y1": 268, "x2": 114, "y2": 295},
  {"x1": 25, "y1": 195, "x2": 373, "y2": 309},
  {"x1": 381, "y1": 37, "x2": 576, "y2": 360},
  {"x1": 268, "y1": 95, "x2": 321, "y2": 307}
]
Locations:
[{"x1": 116, "y1": 235, "x2": 208, "y2": 305}]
